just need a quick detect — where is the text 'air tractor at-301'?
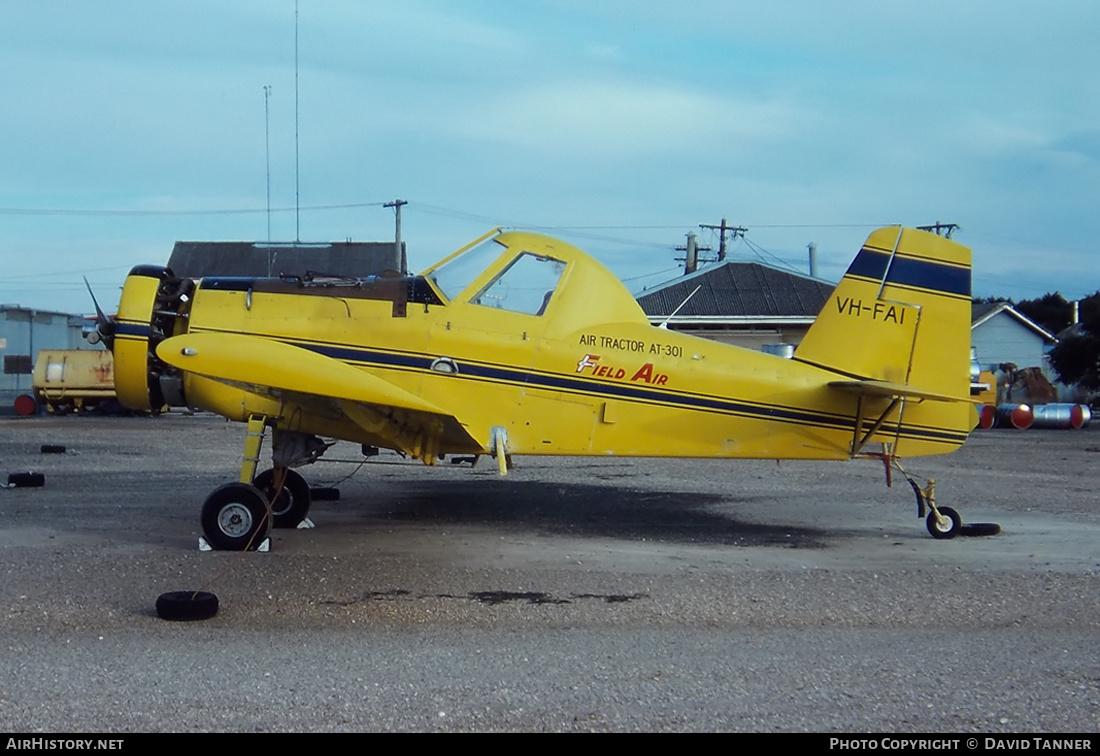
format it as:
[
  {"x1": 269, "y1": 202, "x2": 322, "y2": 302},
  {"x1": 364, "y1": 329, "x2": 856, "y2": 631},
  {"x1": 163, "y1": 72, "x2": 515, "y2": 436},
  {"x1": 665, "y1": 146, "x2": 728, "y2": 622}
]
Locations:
[{"x1": 88, "y1": 225, "x2": 978, "y2": 550}]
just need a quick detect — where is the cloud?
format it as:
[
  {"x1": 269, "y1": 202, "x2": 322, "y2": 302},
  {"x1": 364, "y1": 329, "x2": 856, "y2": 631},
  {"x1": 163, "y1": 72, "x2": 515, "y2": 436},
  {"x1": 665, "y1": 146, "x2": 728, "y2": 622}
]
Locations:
[{"x1": 442, "y1": 79, "x2": 799, "y2": 161}]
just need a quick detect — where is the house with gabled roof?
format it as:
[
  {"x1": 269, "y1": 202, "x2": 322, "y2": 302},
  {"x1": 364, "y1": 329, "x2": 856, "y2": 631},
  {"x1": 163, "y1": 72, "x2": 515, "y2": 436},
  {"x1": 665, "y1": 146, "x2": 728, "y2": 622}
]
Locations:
[{"x1": 970, "y1": 301, "x2": 1058, "y2": 375}]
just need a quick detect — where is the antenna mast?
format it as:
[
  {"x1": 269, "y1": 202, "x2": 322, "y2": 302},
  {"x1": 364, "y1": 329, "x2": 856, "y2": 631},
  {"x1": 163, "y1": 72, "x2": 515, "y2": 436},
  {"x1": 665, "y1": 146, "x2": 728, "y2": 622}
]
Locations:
[
  {"x1": 263, "y1": 85, "x2": 272, "y2": 245},
  {"x1": 294, "y1": 0, "x2": 300, "y2": 242}
]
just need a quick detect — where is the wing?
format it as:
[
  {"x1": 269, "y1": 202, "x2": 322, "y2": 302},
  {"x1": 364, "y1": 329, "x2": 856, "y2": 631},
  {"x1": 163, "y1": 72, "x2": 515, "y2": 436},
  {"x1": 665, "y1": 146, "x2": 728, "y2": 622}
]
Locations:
[{"x1": 156, "y1": 332, "x2": 483, "y2": 460}]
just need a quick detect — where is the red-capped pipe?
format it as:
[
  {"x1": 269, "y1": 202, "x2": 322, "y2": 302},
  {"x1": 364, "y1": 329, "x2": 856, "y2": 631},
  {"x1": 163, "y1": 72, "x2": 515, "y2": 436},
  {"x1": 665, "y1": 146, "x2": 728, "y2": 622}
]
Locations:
[
  {"x1": 13, "y1": 394, "x2": 37, "y2": 416},
  {"x1": 976, "y1": 404, "x2": 996, "y2": 429}
]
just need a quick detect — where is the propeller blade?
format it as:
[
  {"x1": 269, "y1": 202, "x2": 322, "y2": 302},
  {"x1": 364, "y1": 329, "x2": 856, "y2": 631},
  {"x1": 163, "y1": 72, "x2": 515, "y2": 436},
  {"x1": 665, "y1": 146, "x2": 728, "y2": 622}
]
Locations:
[{"x1": 83, "y1": 276, "x2": 116, "y2": 348}]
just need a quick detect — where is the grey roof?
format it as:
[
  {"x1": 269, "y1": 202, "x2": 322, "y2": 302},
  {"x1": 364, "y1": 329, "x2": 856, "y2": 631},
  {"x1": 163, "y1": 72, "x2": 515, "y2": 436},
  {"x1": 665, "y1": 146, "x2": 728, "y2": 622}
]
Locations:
[
  {"x1": 167, "y1": 241, "x2": 404, "y2": 279},
  {"x1": 970, "y1": 301, "x2": 1003, "y2": 322},
  {"x1": 636, "y1": 261, "x2": 834, "y2": 321},
  {"x1": 1056, "y1": 322, "x2": 1086, "y2": 340}
]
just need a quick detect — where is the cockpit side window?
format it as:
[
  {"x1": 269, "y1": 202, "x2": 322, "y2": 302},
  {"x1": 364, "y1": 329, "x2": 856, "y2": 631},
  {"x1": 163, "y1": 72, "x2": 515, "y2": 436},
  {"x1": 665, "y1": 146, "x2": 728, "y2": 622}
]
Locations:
[
  {"x1": 470, "y1": 252, "x2": 567, "y2": 316},
  {"x1": 427, "y1": 238, "x2": 507, "y2": 302}
]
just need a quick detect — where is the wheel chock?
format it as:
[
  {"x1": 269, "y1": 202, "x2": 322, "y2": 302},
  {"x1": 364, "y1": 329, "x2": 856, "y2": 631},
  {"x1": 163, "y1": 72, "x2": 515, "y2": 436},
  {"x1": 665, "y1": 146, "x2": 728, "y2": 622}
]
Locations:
[{"x1": 198, "y1": 536, "x2": 270, "y2": 551}]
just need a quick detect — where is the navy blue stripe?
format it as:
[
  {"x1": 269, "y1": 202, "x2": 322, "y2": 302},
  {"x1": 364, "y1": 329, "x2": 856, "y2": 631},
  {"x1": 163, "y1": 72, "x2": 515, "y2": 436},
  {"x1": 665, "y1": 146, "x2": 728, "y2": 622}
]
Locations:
[
  {"x1": 116, "y1": 322, "x2": 151, "y2": 338},
  {"x1": 846, "y1": 249, "x2": 890, "y2": 281},
  {"x1": 286, "y1": 337, "x2": 966, "y2": 446},
  {"x1": 846, "y1": 249, "x2": 970, "y2": 298}
]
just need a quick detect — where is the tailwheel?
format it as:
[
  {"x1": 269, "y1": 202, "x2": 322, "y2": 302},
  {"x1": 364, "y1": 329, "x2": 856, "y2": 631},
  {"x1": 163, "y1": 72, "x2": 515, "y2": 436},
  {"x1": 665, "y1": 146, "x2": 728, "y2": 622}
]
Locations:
[
  {"x1": 894, "y1": 462, "x2": 964, "y2": 540},
  {"x1": 926, "y1": 506, "x2": 962, "y2": 540},
  {"x1": 253, "y1": 467, "x2": 312, "y2": 528},
  {"x1": 200, "y1": 482, "x2": 272, "y2": 551}
]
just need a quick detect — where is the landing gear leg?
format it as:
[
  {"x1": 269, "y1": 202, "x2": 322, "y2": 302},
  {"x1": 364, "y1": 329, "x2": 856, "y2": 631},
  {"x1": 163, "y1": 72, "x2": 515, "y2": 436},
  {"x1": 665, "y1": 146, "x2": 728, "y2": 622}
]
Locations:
[{"x1": 199, "y1": 414, "x2": 274, "y2": 551}]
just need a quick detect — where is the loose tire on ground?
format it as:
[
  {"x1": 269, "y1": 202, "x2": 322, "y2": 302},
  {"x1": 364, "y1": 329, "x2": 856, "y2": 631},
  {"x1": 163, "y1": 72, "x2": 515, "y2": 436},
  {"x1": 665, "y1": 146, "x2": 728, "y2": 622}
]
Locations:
[
  {"x1": 156, "y1": 591, "x2": 219, "y2": 621},
  {"x1": 7, "y1": 472, "x2": 45, "y2": 487},
  {"x1": 253, "y1": 468, "x2": 312, "y2": 528},
  {"x1": 200, "y1": 482, "x2": 271, "y2": 550},
  {"x1": 926, "y1": 506, "x2": 962, "y2": 539},
  {"x1": 40, "y1": 445, "x2": 66, "y2": 454},
  {"x1": 960, "y1": 522, "x2": 1001, "y2": 537}
]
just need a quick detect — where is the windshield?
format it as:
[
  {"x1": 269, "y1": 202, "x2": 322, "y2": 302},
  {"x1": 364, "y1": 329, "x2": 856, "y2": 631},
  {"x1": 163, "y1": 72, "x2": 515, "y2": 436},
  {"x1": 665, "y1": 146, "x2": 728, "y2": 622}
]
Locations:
[
  {"x1": 427, "y1": 238, "x2": 506, "y2": 301},
  {"x1": 470, "y1": 252, "x2": 566, "y2": 316}
]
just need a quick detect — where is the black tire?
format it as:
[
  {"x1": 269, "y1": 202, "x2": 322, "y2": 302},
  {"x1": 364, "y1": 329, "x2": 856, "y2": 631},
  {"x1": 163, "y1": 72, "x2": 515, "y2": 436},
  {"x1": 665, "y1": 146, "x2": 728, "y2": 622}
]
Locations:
[
  {"x1": 310, "y1": 486, "x2": 340, "y2": 501},
  {"x1": 253, "y1": 468, "x2": 312, "y2": 528},
  {"x1": 40, "y1": 444, "x2": 66, "y2": 454},
  {"x1": 7, "y1": 472, "x2": 45, "y2": 487},
  {"x1": 156, "y1": 591, "x2": 219, "y2": 621},
  {"x1": 200, "y1": 482, "x2": 271, "y2": 550},
  {"x1": 926, "y1": 506, "x2": 962, "y2": 539},
  {"x1": 960, "y1": 522, "x2": 1001, "y2": 537}
]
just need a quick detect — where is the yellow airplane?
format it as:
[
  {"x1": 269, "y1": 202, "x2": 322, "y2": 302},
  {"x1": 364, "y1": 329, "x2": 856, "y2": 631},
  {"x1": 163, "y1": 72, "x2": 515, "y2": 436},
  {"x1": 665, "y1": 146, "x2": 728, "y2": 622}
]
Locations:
[{"x1": 96, "y1": 225, "x2": 976, "y2": 550}]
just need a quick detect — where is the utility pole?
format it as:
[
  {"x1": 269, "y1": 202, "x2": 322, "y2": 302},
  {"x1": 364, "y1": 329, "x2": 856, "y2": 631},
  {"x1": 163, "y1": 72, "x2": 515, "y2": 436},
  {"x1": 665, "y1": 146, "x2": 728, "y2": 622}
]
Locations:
[
  {"x1": 699, "y1": 218, "x2": 747, "y2": 261},
  {"x1": 676, "y1": 233, "x2": 711, "y2": 274},
  {"x1": 384, "y1": 199, "x2": 408, "y2": 273}
]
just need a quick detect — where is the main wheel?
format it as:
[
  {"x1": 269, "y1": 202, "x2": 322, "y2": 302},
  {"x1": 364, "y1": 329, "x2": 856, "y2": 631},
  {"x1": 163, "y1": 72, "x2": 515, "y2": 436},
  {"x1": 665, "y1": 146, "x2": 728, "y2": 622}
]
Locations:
[
  {"x1": 926, "y1": 506, "x2": 962, "y2": 540},
  {"x1": 200, "y1": 483, "x2": 271, "y2": 550},
  {"x1": 253, "y1": 468, "x2": 312, "y2": 528}
]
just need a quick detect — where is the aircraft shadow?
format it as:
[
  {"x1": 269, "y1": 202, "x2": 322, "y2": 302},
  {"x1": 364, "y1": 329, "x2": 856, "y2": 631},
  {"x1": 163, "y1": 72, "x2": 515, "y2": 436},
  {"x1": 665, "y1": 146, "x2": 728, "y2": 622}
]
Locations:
[{"x1": 322, "y1": 479, "x2": 831, "y2": 549}]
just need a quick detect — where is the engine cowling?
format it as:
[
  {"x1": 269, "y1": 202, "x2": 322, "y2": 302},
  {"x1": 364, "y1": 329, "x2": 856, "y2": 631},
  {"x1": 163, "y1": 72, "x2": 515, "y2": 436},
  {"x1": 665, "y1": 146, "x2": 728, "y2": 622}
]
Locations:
[{"x1": 113, "y1": 266, "x2": 192, "y2": 412}]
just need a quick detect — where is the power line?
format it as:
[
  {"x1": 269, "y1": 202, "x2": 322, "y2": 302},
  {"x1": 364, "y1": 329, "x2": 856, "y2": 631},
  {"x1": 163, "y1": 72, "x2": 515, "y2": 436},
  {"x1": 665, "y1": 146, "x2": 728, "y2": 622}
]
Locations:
[{"x1": 0, "y1": 201, "x2": 391, "y2": 217}]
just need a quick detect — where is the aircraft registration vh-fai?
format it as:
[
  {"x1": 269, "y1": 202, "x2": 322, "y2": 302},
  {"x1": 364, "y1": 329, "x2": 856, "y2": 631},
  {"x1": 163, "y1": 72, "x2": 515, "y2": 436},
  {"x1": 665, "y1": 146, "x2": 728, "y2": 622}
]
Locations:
[{"x1": 93, "y1": 225, "x2": 977, "y2": 550}]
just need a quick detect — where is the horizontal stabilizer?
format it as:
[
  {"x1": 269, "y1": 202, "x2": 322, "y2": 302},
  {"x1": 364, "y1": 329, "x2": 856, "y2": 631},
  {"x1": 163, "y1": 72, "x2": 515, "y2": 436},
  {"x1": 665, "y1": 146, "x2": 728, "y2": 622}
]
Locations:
[{"x1": 828, "y1": 380, "x2": 970, "y2": 404}]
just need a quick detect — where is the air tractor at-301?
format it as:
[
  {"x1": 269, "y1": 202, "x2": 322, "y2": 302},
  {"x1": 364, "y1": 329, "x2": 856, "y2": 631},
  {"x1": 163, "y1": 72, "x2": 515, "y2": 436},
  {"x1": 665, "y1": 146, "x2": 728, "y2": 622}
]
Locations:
[{"x1": 89, "y1": 226, "x2": 978, "y2": 550}]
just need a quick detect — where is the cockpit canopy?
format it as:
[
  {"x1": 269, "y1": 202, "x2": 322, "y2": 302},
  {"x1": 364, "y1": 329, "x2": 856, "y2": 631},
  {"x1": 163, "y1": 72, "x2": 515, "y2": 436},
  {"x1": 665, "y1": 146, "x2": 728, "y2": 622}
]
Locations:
[
  {"x1": 422, "y1": 230, "x2": 648, "y2": 329},
  {"x1": 428, "y1": 238, "x2": 565, "y2": 316}
]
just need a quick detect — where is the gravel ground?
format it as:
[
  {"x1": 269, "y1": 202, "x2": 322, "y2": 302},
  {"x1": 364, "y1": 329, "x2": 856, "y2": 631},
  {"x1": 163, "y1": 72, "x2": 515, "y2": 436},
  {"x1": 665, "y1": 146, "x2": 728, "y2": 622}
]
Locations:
[{"x1": 0, "y1": 413, "x2": 1097, "y2": 732}]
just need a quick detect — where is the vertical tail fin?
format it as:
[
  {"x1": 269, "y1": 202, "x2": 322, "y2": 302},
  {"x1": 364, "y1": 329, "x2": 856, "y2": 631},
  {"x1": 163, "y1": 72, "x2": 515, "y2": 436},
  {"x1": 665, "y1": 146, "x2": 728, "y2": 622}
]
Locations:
[{"x1": 794, "y1": 227, "x2": 972, "y2": 400}]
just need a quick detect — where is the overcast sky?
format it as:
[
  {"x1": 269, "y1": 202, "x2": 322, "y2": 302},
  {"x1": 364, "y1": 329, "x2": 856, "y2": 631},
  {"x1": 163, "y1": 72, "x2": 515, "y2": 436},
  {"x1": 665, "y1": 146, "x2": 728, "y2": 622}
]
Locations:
[{"x1": 2, "y1": 1, "x2": 1098, "y2": 314}]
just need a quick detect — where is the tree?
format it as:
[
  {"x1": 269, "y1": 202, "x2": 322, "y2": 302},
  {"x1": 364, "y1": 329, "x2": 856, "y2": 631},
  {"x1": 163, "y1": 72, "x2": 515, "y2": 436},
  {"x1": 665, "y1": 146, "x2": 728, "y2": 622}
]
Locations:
[
  {"x1": 1048, "y1": 291, "x2": 1100, "y2": 395},
  {"x1": 1016, "y1": 292, "x2": 1074, "y2": 336}
]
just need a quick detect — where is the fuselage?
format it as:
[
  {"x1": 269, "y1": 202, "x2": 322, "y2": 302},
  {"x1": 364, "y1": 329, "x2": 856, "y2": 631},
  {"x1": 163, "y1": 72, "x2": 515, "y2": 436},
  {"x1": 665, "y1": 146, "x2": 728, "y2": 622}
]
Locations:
[{"x1": 112, "y1": 230, "x2": 972, "y2": 462}]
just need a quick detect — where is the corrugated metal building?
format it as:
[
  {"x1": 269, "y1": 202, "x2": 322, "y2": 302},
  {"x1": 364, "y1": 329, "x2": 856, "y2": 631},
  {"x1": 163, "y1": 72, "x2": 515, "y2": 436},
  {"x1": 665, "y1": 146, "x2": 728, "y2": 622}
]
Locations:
[{"x1": 1, "y1": 305, "x2": 98, "y2": 412}]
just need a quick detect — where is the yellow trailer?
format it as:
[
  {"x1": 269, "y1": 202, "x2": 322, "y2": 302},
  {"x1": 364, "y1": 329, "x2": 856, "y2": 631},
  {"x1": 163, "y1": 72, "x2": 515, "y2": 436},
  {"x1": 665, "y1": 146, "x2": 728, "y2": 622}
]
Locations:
[{"x1": 32, "y1": 349, "x2": 117, "y2": 414}]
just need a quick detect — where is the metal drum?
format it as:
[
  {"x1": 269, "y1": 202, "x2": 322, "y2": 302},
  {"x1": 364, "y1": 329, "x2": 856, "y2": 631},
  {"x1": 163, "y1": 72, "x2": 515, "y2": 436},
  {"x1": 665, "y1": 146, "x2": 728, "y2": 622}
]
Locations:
[{"x1": 1030, "y1": 403, "x2": 1093, "y2": 429}]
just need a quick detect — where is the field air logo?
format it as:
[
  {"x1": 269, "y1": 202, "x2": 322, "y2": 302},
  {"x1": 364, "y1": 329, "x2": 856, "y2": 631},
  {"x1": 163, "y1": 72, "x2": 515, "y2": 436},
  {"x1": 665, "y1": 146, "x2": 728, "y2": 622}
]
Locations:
[{"x1": 576, "y1": 354, "x2": 669, "y2": 385}]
